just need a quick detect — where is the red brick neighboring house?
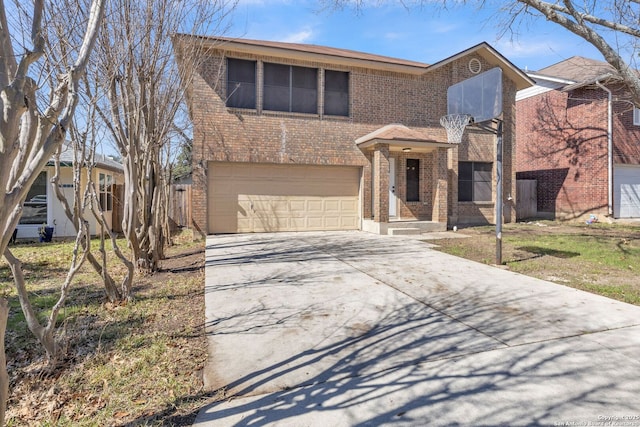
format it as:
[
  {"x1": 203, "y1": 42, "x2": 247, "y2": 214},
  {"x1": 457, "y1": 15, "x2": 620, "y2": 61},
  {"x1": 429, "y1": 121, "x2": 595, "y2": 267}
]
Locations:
[
  {"x1": 174, "y1": 35, "x2": 532, "y2": 236},
  {"x1": 516, "y1": 56, "x2": 640, "y2": 220}
]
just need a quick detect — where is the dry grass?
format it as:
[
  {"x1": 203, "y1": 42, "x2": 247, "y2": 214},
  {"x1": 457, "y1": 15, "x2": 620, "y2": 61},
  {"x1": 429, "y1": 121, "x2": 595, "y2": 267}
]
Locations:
[{"x1": 1, "y1": 230, "x2": 220, "y2": 426}]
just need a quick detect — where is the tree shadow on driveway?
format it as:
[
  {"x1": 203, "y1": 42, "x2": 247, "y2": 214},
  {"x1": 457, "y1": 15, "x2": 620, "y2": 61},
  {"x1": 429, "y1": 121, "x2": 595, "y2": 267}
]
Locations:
[{"x1": 197, "y1": 232, "x2": 640, "y2": 426}]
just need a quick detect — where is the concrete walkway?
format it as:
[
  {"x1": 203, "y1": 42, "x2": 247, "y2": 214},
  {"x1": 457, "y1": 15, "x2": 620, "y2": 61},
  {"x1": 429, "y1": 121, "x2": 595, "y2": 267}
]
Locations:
[{"x1": 195, "y1": 231, "x2": 640, "y2": 426}]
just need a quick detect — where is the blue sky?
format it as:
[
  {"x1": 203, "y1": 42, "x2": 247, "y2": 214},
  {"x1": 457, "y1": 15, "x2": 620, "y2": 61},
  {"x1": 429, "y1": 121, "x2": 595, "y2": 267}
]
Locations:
[{"x1": 226, "y1": 0, "x2": 606, "y2": 72}]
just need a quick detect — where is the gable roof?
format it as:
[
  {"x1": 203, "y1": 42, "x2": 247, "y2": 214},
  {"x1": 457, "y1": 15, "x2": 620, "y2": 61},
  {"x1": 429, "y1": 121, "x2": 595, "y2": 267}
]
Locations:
[
  {"x1": 537, "y1": 56, "x2": 616, "y2": 83},
  {"x1": 46, "y1": 143, "x2": 123, "y2": 173},
  {"x1": 173, "y1": 34, "x2": 533, "y2": 89},
  {"x1": 426, "y1": 42, "x2": 534, "y2": 91},
  {"x1": 356, "y1": 124, "x2": 446, "y2": 144}
]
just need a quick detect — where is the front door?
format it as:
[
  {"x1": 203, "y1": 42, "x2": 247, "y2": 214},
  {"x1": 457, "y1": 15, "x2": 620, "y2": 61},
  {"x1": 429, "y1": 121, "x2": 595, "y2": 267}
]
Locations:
[{"x1": 389, "y1": 157, "x2": 397, "y2": 217}]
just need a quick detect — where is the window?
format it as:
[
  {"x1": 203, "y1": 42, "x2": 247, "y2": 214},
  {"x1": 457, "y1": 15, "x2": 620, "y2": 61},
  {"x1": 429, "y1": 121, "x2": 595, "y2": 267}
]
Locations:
[
  {"x1": 99, "y1": 173, "x2": 113, "y2": 211},
  {"x1": 324, "y1": 70, "x2": 349, "y2": 116},
  {"x1": 458, "y1": 162, "x2": 492, "y2": 202},
  {"x1": 406, "y1": 159, "x2": 420, "y2": 202},
  {"x1": 634, "y1": 107, "x2": 640, "y2": 126},
  {"x1": 226, "y1": 58, "x2": 256, "y2": 109},
  {"x1": 263, "y1": 63, "x2": 317, "y2": 113},
  {"x1": 20, "y1": 171, "x2": 48, "y2": 224}
]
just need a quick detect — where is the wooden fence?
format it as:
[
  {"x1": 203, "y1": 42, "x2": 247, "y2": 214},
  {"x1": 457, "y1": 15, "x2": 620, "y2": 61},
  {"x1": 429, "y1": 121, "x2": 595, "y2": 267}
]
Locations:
[
  {"x1": 169, "y1": 184, "x2": 192, "y2": 229},
  {"x1": 516, "y1": 179, "x2": 537, "y2": 220}
]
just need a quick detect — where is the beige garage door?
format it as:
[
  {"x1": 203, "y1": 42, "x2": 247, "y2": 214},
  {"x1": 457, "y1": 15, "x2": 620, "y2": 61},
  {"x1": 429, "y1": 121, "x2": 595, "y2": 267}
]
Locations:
[{"x1": 208, "y1": 162, "x2": 360, "y2": 233}]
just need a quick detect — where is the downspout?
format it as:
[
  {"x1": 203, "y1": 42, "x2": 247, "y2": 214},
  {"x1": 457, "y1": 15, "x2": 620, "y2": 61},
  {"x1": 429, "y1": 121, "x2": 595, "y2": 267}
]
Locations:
[{"x1": 595, "y1": 77, "x2": 613, "y2": 216}]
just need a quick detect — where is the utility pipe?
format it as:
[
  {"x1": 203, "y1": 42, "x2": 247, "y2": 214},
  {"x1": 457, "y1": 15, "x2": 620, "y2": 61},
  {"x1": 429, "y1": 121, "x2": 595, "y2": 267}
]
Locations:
[{"x1": 595, "y1": 78, "x2": 613, "y2": 216}]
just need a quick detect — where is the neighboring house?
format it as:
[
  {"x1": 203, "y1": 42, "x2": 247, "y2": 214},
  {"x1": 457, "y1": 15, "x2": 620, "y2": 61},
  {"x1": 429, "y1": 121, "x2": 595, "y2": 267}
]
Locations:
[
  {"x1": 516, "y1": 56, "x2": 640, "y2": 220},
  {"x1": 173, "y1": 35, "x2": 532, "y2": 235},
  {"x1": 16, "y1": 144, "x2": 124, "y2": 240}
]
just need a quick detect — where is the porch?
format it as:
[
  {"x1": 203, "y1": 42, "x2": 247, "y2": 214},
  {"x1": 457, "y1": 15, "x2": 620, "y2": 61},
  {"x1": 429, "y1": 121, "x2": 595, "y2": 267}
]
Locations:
[{"x1": 356, "y1": 124, "x2": 455, "y2": 235}]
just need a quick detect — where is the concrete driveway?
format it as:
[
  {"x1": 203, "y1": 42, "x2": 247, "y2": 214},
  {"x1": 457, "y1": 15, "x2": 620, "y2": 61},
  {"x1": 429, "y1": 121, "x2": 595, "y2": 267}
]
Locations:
[{"x1": 195, "y1": 231, "x2": 640, "y2": 426}]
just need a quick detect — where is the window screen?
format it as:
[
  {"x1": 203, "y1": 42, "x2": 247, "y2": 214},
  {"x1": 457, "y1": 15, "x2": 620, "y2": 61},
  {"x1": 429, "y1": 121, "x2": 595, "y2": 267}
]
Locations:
[
  {"x1": 264, "y1": 63, "x2": 317, "y2": 113},
  {"x1": 324, "y1": 70, "x2": 349, "y2": 116},
  {"x1": 226, "y1": 58, "x2": 256, "y2": 109},
  {"x1": 458, "y1": 161, "x2": 492, "y2": 202}
]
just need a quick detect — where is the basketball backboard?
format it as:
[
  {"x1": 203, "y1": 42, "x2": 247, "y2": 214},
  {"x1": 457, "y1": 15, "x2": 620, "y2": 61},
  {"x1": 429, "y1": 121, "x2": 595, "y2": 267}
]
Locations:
[{"x1": 447, "y1": 67, "x2": 502, "y2": 123}]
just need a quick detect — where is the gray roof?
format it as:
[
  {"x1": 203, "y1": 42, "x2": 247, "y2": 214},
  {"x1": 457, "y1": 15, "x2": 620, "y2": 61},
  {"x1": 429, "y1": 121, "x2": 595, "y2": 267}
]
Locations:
[{"x1": 46, "y1": 143, "x2": 123, "y2": 173}]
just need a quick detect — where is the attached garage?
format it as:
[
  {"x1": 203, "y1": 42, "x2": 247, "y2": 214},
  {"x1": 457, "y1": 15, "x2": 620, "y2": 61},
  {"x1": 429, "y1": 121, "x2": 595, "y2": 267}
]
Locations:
[
  {"x1": 614, "y1": 165, "x2": 640, "y2": 218},
  {"x1": 208, "y1": 162, "x2": 361, "y2": 233}
]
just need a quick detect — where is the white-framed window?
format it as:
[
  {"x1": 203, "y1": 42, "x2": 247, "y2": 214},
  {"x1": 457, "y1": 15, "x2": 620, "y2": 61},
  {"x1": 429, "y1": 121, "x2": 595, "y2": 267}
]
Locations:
[
  {"x1": 634, "y1": 107, "x2": 640, "y2": 126},
  {"x1": 99, "y1": 172, "x2": 113, "y2": 211}
]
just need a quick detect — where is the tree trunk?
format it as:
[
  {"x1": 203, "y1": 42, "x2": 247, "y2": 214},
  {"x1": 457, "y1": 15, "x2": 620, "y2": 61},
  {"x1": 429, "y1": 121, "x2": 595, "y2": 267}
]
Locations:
[
  {"x1": 3, "y1": 249, "x2": 56, "y2": 359},
  {"x1": 0, "y1": 298, "x2": 9, "y2": 426}
]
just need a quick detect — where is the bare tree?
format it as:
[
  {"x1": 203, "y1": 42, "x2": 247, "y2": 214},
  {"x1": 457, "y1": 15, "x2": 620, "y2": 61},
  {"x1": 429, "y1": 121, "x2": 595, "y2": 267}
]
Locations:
[
  {"x1": 505, "y1": 0, "x2": 640, "y2": 105},
  {"x1": 324, "y1": 0, "x2": 640, "y2": 105},
  {"x1": 0, "y1": 0, "x2": 105, "y2": 422},
  {"x1": 94, "y1": 0, "x2": 234, "y2": 277}
]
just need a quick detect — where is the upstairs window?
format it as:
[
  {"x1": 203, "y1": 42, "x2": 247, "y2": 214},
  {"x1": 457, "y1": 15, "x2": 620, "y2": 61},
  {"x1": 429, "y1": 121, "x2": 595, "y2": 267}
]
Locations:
[
  {"x1": 634, "y1": 106, "x2": 640, "y2": 126},
  {"x1": 263, "y1": 63, "x2": 317, "y2": 114},
  {"x1": 459, "y1": 162, "x2": 492, "y2": 202},
  {"x1": 226, "y1": 58, "x2": 256, "y2": 109},
  {"x1": 324, "y1": 70, "x2": 349, "y2": 116}
]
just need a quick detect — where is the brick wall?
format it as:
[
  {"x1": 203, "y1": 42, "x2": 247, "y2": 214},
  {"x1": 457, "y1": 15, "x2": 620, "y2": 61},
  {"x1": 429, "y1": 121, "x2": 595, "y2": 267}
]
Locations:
[
  {"x1": 187, "y1": 46, "x2": 515, "y2": 234},
  {"x1": 516, "y1": 87, "x2": 610, "y2": 219},
  {"x1": 611, "y1": 83, "x2": 640, "y2": 165},
  {"x1": 394, "y1": 152, "x2": 436, "y2": 220}
]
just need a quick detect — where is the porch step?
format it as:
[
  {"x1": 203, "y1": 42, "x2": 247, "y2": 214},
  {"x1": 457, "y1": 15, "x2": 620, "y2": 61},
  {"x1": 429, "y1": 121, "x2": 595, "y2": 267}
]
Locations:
[
  {"x1": 388, "y1": 227, "x2": 422, "y2": 236},
  {"x1": 388, "y1": 221, "x2": 447, "y2": 233}
]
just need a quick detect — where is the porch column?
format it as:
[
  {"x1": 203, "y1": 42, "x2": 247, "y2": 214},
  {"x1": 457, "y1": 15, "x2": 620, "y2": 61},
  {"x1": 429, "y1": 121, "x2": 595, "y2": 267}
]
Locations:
[
  {"x1": 432, "y1": 147, "x2": 449, "y2": 223},
  {"x1": 373, "y1": 144, "x2": 389, "y2": 223}
]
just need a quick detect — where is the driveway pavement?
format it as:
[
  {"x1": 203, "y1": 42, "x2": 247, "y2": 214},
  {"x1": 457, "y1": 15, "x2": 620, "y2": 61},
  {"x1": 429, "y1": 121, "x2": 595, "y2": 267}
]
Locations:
[{"x1": 195, "y1": 231, "x2": 640, "y2": 426}]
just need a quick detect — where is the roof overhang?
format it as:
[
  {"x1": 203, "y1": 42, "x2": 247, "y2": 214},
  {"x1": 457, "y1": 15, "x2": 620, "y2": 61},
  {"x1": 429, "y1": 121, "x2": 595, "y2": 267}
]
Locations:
[
  {"x1": 561, "y1": 72, "x2": 621, "y2": 91},
  {"x1": 427, "y1": 42, "x2": 535, "y2": 91},
  {"x1": 357, "y1": 138, "x2": 455, "y2": 153},
  {"x1": 174, "y1": 34, "x2": 430, "y2": 75},
  {"x1": 526, "y1": 72, "x2": 576, "y2": 86},
  {"x1": 356, "y1": 124, "x2": 456, "y2": 153}
]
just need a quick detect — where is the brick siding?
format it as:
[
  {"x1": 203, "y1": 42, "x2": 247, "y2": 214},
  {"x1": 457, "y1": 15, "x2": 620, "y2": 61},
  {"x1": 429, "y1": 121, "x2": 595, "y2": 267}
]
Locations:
[
  {"x1": 186, "y1": 45, "x2": 517, "y2": 234},
  {"x1": 516, "y1": 86, "x2": 617, "y2": 219}
]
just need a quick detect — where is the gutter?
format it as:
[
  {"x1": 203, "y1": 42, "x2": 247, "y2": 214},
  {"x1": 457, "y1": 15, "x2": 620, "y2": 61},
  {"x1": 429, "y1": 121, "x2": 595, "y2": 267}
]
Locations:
[{"x1": 595, "y1": 77, "x2": 613, "y2": 216}]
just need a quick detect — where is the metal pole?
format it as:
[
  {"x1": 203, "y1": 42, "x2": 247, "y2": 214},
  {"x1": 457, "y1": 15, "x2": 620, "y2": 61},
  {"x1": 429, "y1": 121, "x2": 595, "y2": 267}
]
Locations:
[{"x1": 496, "y1": 119, "x2": 503, "y2": 265}]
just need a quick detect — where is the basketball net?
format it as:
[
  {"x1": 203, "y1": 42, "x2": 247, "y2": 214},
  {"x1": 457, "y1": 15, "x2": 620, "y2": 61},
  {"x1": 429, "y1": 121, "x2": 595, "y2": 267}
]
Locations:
[{"x1": 440, "y1": 114, "x2": 473, "y2": 144}]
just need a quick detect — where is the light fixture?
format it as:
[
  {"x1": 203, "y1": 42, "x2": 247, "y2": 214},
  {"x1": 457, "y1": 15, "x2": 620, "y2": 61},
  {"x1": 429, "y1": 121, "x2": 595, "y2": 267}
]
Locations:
[{"x1": 402, "y1": 147, "x2": 411, "y2": 152}]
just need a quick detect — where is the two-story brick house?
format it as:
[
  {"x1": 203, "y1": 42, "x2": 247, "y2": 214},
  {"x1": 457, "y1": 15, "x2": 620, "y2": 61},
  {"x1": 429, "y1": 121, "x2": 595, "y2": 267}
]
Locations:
[
  {"x1": 516, "y1": 56, "x2": 640, "y2": 220},
  {"x1": 174, "y1": 35, "x2": 532, "y2": 235}
]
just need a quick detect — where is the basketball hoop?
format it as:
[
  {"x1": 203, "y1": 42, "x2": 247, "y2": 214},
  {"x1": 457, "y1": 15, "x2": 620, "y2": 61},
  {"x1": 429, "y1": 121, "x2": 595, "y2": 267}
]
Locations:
[{"x1": 440, "y1": 114, "x2": 473, "y2": 144}]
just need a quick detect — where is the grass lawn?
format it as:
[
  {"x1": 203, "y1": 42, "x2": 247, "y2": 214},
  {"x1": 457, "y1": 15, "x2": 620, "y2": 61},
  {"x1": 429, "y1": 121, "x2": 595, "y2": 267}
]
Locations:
[
  {"x1": 432, "y1": 221, "x2": 640, "y2": 305},
  {"x1": 0, "y1": 231, "x2": 219, "y2": 426}
]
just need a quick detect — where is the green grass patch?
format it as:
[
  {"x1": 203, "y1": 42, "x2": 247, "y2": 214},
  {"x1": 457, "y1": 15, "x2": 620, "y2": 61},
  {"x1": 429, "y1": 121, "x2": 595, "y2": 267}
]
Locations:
[{"x1": 435, "y1": 221, "x2": 640, "y2": 305}]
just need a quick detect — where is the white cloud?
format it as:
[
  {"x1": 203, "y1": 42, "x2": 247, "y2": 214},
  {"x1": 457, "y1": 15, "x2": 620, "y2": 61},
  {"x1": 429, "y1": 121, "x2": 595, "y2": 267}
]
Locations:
[{"x1": 281, "y1": 27, "x2": 315, "y2": 43}]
